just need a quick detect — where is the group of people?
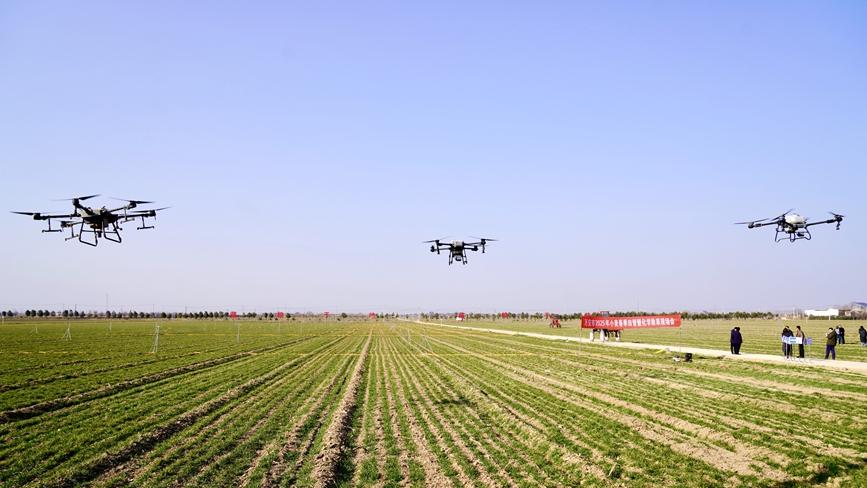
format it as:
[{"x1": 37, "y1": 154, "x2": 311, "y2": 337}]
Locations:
[
  {"x1": 589, "y1": 328, "x2": 621, "y2": 341},
  {"x1": 780, "y1": 325, "x2": 807, "y2": 359},
  {"x1": 729, "y1": 324, "x2": 867, "y2": 361}
]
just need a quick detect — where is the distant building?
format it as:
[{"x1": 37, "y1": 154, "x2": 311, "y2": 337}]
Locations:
[
  {"x1": 805, "y1": 308, "x2": 839, "y2": 318},
  {"x1": 842, "y1": 302, "x2": 867, "y2": 318}
]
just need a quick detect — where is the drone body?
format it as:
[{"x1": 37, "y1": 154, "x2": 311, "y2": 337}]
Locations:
[
  {"x1": 12, "y1": 195, "x2": 168, "y2": 247},
  {"x1": 424, "y1": 237, "x2": 496, "y2": 265},
  {"x1": 736, "y1": 210, "x2": 844, "y2": 242}
]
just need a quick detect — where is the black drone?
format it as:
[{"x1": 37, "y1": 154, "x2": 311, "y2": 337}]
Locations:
[
  {"x1": 736, "y1": 209, "x2": 844, "y2": 242},
  {"x1": 12, "y1": 194, "x2": 168, "y2": 247},
  {"x1": 424, "y1": 237, "x2": 496, "y2": 265}
]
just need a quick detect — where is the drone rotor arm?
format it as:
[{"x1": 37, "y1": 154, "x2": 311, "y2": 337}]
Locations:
[
  {"x1": 735, "y1": 219, "x2": 780, "y2": 229},
  {"x1": 804, "y1": 218, "x2": 837, "y2": 228}
]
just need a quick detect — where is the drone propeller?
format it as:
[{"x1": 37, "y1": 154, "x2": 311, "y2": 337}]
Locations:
[
  {"x1": 735, "y1": 210, "x2": 791, "y2": 227},
  {"x1": 734, "y1": 216, "x2": 772, "y2": 225},
  {"x1": 52, "y1": 194, "x2": 100, "y2": 202},
  {"x1": 422, "y1": 237, "x2": 450, "y2": 244},
  {"x1": 829, "y1": 211, "x2": 844, "y2": 230},
  {"x1": 470, "y1": 236, "x2": 497, "y2": 253},
  {"x1": 11, "y1": 211, "x2": 39, "y2": 216},
  {"x1": 126, "y1": 207, "x2": 170, "y2": 220},
  {"x1": 111, "y1": 197, "x2": 155, "y2": 205}
]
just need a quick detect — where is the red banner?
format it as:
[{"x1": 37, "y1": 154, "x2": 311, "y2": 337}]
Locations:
[
  {"x1": 229, "y1": 311, "x2": 238, "y2": 319},
  {"x1": 581, "y1": 314, "x2": 681, "y2": 330}
]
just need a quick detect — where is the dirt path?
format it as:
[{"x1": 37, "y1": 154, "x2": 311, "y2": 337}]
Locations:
[{"x1": 404, "y1": 320, "x2": 867, "y2": 375}]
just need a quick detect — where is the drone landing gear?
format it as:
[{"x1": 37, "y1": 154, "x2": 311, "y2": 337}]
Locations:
[
  {"x1": 77, "y1": 227, "x2": 99, "y2": 247},
  {"x1": 102, "y1": 222, "x2": 123, "y2": 244},
  {"x1": 450, "y1": 252, "x2": 468, "y2": 265},
  {"x1": 136, "y1": 215, "x2": 154, "y2": 230},
  {"x1": 775, "y1": 228, "x2": 811, "y2": 243},
  {"x1": 41, "y1": 220, "x2": 62, "y2": 234},
  {"x1": 63, "y1": 223, "x2": 98, "y2": 247}
]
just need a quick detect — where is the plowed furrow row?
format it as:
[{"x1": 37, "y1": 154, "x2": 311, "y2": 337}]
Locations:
[
  {"x1": 103, "y1": 337, "x2": 355, "y2": 486},
  {"x1": 49, "y1": 346, "x2": 320, "y2": 488},
  {"x1": 399, "y1": 333, "x2": 627, "y2": 485},
  {"x1": 310, "y1": 332, "x2": 371, "y2": 488},
  {"x1": 448, "y1": 332, "x2": 866, "y2": 455},
  {"x1": 391, "y1": 335, "x2": 539, "y2": 487},
  {"x1": 0, "y1": 337, "x2": 310, "y2": 423},
  {"x1": 421, "y1": 333, "x2": 741, "y2": 485},
  {"x1": 388, "y1": 341, "x2": 461, "y2": 487},
  {"x1": 395, "y1": 331, "x2": 609, "y2": 482},
  {"x1": 350, "y1": 339, "x2": 379, "y2": 486}
]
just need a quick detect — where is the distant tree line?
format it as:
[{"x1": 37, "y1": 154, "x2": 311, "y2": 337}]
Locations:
[
  {"x1": 2, "y1": 310, "x2": 786, "y2": 321},
  {"x1": 0, "y1": 310, "x2": 409, "y2": 320},
  {"x1": 420, "y1": 311, "x2": 779, "y2": 321}
]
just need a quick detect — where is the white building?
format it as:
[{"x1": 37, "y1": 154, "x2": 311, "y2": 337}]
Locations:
[{"x1": 804, "y1": 308, "x2": 839, "y2": 318}]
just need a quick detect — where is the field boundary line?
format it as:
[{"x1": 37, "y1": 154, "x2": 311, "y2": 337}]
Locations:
[{"x1": 401, "y1": 319, "x2": 867, "y2": 375}]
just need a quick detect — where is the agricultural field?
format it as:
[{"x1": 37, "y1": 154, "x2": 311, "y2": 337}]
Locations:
[
  {"x1": 1, "y1": 319, "x2": 866, "y2": 487},
  {"x1": 458, "y1": 318, "x2": 867, "y2": 362}
]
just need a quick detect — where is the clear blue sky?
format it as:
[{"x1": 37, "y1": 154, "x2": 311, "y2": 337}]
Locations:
[{"x1": 1, "y1": 1, "x2": 865, "y2": 313}]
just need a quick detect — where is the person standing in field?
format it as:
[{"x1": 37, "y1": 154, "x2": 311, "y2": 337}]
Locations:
[
  {"x1": 795, "y1": 325, "x2": 805, "y2": 359},
  {"x1": 859, "y1": 325, "x2": 867, "y2": 347},
  {"x1": 839, "y1": 325, "x2": 845, "y2": 345},
  {"x1": 730, "y1": 326, "x2": 742, "y2": 355},
  {"x1": 781, "y1": 326, "x2": 793, "y2": 359},
  {"x1": 825, "y1": 327, "x2": 838, "y2": 360}
]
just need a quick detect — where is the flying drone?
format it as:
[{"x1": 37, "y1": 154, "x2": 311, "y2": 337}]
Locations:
[
  {"x1": 12, "y1": 194, "x2": 168, "y2": 247},
  {"x1": 736, "y1": 209, "x2": 844, "y2": 242},
  {"x1": 424, "y1": 237, "x2": 497, "y2": 265}
]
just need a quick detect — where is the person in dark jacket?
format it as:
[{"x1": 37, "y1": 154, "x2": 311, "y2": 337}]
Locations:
[
  {"x1": 859, "y1": 325, "x2": 866, "y2": 347},
  {"x1": 838, "y1": 325, "x2": 845, "y2": 344},
  {"x1": 781, "y1": 326, "x2": 793, "y2": 359},
  {"x1": 825, "y1": 327, "x2": 838, "y2": 360},
  {"x1": 730, "y1": 326, "x2": 743, "y2": 355}
]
